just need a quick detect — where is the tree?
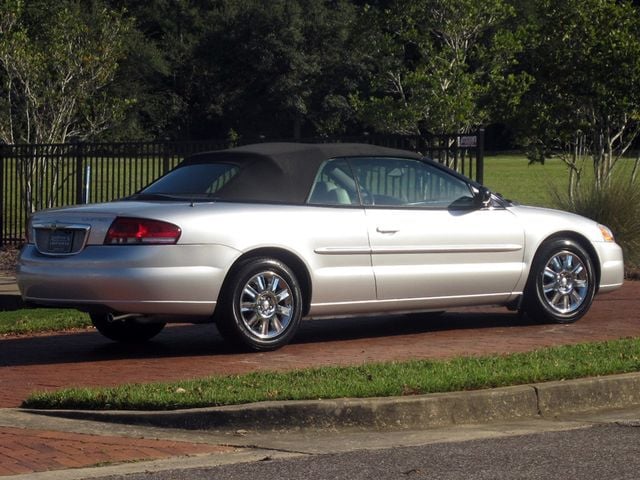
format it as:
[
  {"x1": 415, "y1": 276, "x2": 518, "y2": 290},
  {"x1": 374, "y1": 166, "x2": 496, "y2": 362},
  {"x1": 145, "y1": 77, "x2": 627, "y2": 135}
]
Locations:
[
  {"x1": 351, "y1": 0, "x2": 530, "y2": 135},
  {"x1": 0, "y1": 0, "x2": 132, "y2": 144},
  {"x1": 512, "y1": 0, "x2": 640, "y2": 196},
  {"x1": 0, "y1": 0, "x2": 131, "y2": 211},
  {"x1": 188, "y1": 0, "x2": 367, "y2": 139},
  {"x1": 104, "y1": 0, "x2": 212, "y2": 140}
]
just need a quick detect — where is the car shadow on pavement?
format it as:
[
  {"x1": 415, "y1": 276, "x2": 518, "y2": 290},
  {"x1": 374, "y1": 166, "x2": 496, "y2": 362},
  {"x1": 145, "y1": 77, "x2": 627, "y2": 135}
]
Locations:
[
  {"x1": 294, "y1": 310, "x2": 537, "y2": 344},
  {"x1": 0, "y1": 310, "x2": 537, "y2": 368},
  {"x1": 0, "y1": 324, "x2": 232, "y2": 368}
]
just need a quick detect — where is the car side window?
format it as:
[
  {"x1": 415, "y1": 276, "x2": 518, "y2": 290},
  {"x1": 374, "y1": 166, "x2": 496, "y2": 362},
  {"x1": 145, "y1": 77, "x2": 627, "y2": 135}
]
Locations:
[
  {"x1": 307, "y1": 159, "x2": 359, "y2": 206},
  {"x1": 349, "y1": 157, "x2": 473, "y2": 208}
]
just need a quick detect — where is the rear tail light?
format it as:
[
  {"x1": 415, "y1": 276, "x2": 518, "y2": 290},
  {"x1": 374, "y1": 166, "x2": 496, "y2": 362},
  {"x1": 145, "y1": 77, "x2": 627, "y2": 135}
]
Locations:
[{"x1": 105, "y1": 217, "x2": 181, "y2": 245}]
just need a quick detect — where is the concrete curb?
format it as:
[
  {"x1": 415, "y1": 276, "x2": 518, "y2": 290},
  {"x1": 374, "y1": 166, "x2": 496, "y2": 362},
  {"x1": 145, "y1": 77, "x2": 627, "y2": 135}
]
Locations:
[
  {"x1": 535, "y1": 372, "x2": 640, "y2": 415},
  {"x1": 24, "y1": 372, "x2": 640, "y2": 431}
]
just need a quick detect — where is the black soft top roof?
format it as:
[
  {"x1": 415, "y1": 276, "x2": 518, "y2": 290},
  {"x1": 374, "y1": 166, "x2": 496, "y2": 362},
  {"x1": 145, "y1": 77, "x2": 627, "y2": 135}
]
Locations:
[{"x1": 182, "y1": 142, "x2": 423, "y2": 204}]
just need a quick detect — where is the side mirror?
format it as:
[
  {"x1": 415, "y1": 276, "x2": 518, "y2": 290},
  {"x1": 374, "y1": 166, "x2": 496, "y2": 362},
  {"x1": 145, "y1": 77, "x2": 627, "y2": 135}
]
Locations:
[{"x1": 474, "y1": 186, "x2": 492, "y2": 208}]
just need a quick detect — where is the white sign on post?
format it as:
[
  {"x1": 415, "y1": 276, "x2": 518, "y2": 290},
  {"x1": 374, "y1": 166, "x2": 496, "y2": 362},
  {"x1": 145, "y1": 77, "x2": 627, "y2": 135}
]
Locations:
[{"x1": 458, "y1": 135, "x2": 477, "y2": 148}]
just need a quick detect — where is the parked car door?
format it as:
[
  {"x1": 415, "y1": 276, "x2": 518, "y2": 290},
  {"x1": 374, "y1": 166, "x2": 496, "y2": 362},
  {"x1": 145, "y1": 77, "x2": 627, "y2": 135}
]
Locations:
[
  {"x1": 349, "y1": 157, "x2": 526, "y2": 307},
  {"x1": 305, "y1": 158, "x2": 376, "y2": 312}
]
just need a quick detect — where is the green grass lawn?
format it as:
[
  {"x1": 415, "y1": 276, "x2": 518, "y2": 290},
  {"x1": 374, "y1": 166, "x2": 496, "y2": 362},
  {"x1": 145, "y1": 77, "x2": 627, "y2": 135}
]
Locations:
[
  {"x1": 23, "y1": 337, "x2": 640, "y2": 410},
  {"x1": 483, "y1": 154, "x2": 567, "y2": 207},
  {"x1": 483, "y1": 153, "x2": 640, "y2": 207},
  {"x1": 0, "y1": 308, "x2": 90, "y2": 336}
]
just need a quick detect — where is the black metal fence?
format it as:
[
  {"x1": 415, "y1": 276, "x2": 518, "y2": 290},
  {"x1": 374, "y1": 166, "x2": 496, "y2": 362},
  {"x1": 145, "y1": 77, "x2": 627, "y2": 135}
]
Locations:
[{"x1": 0, "y1": 131, "x2": 484, "y2": 246}]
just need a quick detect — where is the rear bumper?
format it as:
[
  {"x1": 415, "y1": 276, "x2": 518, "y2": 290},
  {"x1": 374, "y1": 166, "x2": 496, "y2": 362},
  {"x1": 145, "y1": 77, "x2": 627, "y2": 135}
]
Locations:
[{"x1": 17, "y1": 244, "x2": 239, "y2": 316}]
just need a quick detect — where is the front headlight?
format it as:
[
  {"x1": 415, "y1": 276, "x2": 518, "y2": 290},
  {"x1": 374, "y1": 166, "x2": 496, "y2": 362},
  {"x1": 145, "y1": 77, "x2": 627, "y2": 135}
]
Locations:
[{"x1": 598, "y1": 224, "x2": 615, "y2": 242}]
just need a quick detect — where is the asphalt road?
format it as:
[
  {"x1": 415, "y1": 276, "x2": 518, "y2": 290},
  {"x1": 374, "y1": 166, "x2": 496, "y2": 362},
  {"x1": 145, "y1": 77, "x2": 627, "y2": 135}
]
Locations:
[{"x1": 98, "y1": 423, "x2": 640, "y2": 480}]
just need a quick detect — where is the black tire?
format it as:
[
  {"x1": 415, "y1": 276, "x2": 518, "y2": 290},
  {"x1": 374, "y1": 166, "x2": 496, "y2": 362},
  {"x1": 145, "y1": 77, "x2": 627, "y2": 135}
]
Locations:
[
  {"x1": 523, "y1": 238, "x2": 596, "y2": 324},
  {"x1": 90, "y1": 313, "x2": 166, "y2": 343},
  {"x1": 215, "y1": 257, "x2": 303, "y2": 351}
]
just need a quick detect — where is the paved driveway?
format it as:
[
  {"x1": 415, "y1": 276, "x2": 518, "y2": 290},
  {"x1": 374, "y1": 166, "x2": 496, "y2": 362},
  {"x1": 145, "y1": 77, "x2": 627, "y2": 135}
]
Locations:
[{"x1": 1, "y1": 282, "x2": 639, "y2": 408}]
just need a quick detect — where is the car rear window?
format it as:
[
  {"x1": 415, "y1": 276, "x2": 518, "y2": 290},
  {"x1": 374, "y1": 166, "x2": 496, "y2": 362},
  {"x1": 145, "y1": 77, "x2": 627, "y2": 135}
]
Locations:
[{"x1": 141, "y1": 163, "x2": 240, "y2": 196}]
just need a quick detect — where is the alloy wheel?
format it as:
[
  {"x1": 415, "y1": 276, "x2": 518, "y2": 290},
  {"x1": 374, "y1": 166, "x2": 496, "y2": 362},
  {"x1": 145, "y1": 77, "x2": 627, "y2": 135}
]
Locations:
[
  {"x1": 238, "y1": 270, "x2": 294, "y2": 340},
  {"x1": 540, "y1": 250, "x2": 589, "y2": 315}
]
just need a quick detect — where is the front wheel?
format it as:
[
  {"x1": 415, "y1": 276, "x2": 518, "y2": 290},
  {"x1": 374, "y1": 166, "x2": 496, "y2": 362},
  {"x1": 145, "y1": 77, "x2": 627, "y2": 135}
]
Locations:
[
  {"x1": 215, "y1": 258, "x2": 303, "y2": 351},
  {"x1": 90, "y1": 313, "x2": 166, "y2": 343},
  {"x1": 523, "y1": 239, "x2": 596, "y2": 324}
]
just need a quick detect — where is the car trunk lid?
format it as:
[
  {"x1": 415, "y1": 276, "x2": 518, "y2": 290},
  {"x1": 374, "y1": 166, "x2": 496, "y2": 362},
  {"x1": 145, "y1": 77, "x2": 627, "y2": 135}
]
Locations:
[{"x1": 28, "y1": 201, "x2": 196, "y2": 253}]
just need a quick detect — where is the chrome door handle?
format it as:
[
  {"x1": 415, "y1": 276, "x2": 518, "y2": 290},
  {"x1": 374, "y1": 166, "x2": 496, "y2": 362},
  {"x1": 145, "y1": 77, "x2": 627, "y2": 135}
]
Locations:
[{"x1": 376, "y1": 226, "x2": 400, "y2": 234}]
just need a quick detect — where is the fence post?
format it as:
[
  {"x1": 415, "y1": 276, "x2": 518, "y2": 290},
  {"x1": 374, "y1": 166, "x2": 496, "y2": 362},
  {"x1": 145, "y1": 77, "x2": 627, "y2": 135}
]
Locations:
[
  {"x1": 73, "y1": 140, "x2": 85, "y2": 204},
  {"x1": 162, "y1": 139, "x2": 171, "y2": 174},
  {"x1": 476, "y1": 128, "x2": 485, "y2": 185},
  {"x1": 0, "y1": 142, "x2": 4, "y2": 248}
]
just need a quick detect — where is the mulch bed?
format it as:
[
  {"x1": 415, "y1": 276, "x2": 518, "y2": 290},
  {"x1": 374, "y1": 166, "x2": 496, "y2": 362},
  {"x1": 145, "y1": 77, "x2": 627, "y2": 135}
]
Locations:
[{"x1": 0, "y1": 246, "x2": 20, "y2": 276}]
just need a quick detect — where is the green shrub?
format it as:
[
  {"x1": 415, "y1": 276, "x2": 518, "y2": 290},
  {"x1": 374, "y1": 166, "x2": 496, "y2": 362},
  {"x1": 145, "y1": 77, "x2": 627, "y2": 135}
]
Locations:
[{"x1": 553, "y1": 175, "x2": 640, "y2": 270}]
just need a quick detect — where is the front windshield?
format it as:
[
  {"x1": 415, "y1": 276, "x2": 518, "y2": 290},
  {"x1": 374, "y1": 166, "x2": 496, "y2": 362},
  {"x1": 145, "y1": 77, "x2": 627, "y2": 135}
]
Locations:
[{"x1": 140, "y1": 163, "x2": 239, "y2": 197}]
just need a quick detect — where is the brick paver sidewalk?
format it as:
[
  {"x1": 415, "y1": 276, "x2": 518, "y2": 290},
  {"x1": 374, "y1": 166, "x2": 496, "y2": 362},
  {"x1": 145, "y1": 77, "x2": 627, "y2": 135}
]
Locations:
[{"x1": 0, "y1": 425, "x2": 232, "y2": 476}]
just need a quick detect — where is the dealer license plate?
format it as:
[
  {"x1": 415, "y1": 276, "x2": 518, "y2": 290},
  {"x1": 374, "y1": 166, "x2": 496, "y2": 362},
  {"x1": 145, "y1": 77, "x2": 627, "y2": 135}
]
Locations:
[{"x1": 47, "y1": 230, "x2": 73, "y2": 254}]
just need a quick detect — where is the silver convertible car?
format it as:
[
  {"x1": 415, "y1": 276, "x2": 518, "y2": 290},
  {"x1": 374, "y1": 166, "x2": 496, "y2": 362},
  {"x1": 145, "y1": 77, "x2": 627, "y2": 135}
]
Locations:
[{"x1": 17, "y1": 143, "x2": 624, "y2": 350}]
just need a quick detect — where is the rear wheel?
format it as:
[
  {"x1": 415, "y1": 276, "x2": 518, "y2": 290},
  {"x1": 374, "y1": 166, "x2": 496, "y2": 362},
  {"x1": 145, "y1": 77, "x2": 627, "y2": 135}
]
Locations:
[
  {"x1": 215, "y1": 258, "x2": 303, "y2": 351},
  {"x1": 523, "y1": 238, "x2": 595, "y2": 324},
  {"x1": 90, "y1": 313, "x2": 166, "y2": 343}
]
